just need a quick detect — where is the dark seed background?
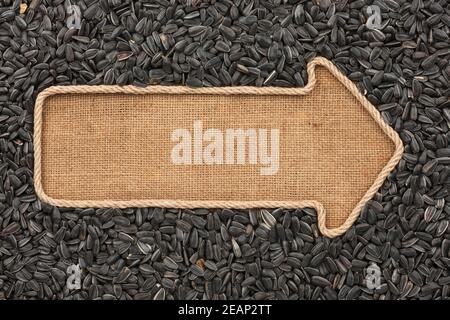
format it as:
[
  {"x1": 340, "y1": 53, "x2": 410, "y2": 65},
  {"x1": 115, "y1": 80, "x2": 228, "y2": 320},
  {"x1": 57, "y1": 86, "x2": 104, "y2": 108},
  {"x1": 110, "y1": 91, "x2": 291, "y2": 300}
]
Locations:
[{"x1": 0, "y1": 0, "x2": 450, "y2": 300}]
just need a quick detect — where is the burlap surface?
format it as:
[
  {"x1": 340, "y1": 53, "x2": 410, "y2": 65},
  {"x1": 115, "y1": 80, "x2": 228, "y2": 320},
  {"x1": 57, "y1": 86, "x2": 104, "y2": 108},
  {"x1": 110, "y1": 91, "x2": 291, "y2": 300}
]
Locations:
[{"x1": 34, "y1": 58, "x2": 403, "y2": 237}]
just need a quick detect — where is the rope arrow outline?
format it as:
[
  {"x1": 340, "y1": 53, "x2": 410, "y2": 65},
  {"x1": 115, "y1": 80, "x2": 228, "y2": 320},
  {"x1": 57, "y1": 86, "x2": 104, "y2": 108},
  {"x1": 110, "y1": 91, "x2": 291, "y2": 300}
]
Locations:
[{"x1": 33, "y1": 57, "x2": 404, "y2": 238}]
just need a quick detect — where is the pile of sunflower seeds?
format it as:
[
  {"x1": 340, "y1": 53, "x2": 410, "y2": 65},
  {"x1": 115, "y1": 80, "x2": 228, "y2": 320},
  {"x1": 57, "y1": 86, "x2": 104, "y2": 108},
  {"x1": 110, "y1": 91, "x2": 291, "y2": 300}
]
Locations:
[{"x1": 0, "y1": 0, "x2": 450, "y2": 300}]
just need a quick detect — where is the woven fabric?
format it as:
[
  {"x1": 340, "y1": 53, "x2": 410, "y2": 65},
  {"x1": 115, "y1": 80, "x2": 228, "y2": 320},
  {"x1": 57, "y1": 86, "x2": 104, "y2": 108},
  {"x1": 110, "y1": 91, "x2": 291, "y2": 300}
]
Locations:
[{"x1": 34, "y1": 58, "x2": 403, "y2": 237}]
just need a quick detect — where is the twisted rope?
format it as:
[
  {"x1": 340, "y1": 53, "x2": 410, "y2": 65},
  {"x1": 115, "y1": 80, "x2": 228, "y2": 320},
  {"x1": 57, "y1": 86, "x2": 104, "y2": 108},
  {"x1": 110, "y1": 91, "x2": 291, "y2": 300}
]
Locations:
[{"x1": 33, "y1": 57, "x2": 404, "y2": 238}]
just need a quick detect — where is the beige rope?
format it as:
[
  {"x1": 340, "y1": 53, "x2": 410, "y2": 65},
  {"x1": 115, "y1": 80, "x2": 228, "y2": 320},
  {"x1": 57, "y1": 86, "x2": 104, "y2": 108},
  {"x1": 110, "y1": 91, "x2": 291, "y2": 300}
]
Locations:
[{"x1": 33, "y1": 57, "x2": 404, "y2": 238}]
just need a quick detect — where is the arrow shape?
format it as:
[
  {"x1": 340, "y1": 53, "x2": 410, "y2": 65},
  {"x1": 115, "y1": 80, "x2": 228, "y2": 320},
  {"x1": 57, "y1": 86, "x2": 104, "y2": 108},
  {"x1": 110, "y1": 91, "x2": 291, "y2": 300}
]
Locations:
[{"x1": 34, "y1": 57, "x2": 403, "y2": 238}]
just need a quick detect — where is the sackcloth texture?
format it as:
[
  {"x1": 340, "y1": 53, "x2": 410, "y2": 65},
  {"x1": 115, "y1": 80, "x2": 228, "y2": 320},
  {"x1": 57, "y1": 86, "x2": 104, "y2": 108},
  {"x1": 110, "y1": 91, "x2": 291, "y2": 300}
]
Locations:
[{"x1": 34, "y1": 57, "x2": 404, "y2": 238}]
